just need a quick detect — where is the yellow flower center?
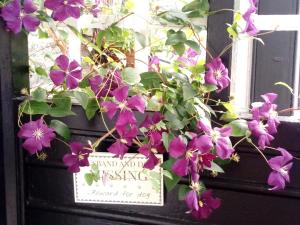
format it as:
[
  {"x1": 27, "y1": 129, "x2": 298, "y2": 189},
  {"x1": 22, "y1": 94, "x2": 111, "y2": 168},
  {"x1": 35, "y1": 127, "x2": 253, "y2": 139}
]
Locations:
[
  {"x1": 186, "y1": 150, "x2": 194, "y2": 159},
  {"x1": 33, "y1": 128, "x2": 44, "y2": 140},
  {"x1": 78, "y1": 154, "x2": 85, "y2": 161},
  {"x1": 279, "y1": 166, "x2": 288, "y2": 176},
  {"x1": 120, "y1": 138, "x2": 128, "y2": 144},
  {"x1": 119, "y1": 102, "x2": 127, "y2": 110},
  {"x1": 214, "y1": 69, "x2": 222, "y2": 79},
  {"x1": 151, "y1": 148, "x2": 158, "y2": 154},
  {"x1": 198, "y1": 200, "x2": 204, "y2": 208}
]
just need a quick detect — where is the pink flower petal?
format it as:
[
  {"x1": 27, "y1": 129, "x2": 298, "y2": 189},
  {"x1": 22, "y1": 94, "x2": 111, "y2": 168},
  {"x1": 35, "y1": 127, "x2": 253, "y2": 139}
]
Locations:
[
  {"x1": 55, "y1": 55, "x2": 69, "y2": 71},
  {"x1": 50, "y1": 70, "x2": 65, "y2": 86}
]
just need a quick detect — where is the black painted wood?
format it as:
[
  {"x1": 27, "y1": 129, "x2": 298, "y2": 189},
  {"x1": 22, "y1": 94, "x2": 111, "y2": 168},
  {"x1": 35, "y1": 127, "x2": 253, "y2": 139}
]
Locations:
[
  {"x1": 251, "y1": 31, "x2": 297, "y2": 110},
  {"x1": 258, "y1": 0, "x2": 299, "y2": 15}
]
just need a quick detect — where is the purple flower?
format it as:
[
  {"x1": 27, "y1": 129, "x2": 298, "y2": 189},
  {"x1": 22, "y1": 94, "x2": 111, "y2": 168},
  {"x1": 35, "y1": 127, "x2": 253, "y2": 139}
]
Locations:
[
  {"x1": 63, "y1": 142, "x2": 92, "y2": 173},
  {"x1": 138, "y1": 131, "x2": 164, "y2": 170},
  {"x1": 50, "y1": 55, "x2": 82, "y2": 90},
  {"x1": 169, "y1": 136, "x2": 213, "y2": 177},
  {"x1": 140, "y1": 112, "x2": 164, "y2": 132},
  {"x1": 1, "y1": 0, "x2": 40, "y2": 34},
  {"x1": 89, "y1": 71, "x2": 122, "y2": 98},
  {"x1": 44, "y1": 0, "x2": 83, "y2": 21},
  {"x1": 251, "y1": 93, "x2": 279, "y2": 134},
  {"x1": 243, "y1": 0, "x2": 259, "y2": 36},
  {"x1": 18, "y1": 119, "x2": 56, "y2": 155},
  {"x1": 148, "y1": 55, "x2": 160, "y2": 72},
  {"x1": 197, "y1": 119, "x2": 234, "y2": 159},
  {"x1": 248, "y1": 120, "x2": 274, "y2": 149},
  {"x1": 101, "y1": 85, "x2": 146, "y2": 132},
  {"x1": 185, "y1": 189, "x2": 221, "y2": 220},
  {"x1": 267, "y1": 148, "x2": 293, "y2": 190},
  {"x1": 107, "y1": 126, "x2": 138, "y2": 159},
  {"x1": 177, "y1": 48, "x2": 199, "y2": 67},
  {"x1": 204, "y1": 58, "x2": 230, "y2": 92}
]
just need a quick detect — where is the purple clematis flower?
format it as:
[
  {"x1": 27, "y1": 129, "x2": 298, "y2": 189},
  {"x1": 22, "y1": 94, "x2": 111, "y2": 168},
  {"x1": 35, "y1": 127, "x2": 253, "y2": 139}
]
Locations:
[
  {"x1": 107, "y1": 126, "x2": 138, "y2": 159},
  {"x1": 251, "y1": 93, "x2": 279, "y2": 134},
  {"x1": 177, "y1": 48, "x2": 199, "y2": 67},
  {"x1": 204, "y1": 58, "x2": 230, "y2": 92},
  {"x1": 243, "y1": 0, "x2": 259, "y2": 36},
  {"x1": 169, "y1": 136, "x2": 213, "y2": 177},
  {"x1": 44, "y1": 0, "x2": 83, "y2": 21},
  {"x1": 267, "y1": 148, "x2": 293, "y2": 190},
  {"x1": 138, "y1": 131, "x2": 164, "y2": 170},
  {"x1": 140, "y1": 112, "x2": 164, "y2": 132},
  {"x1": 148, "y1": 55, "x2": 160, "y2": 72},
  {"x1": 63, "y1": 142, "x2": 92, "y2": 173},
  {"x1": 18, "y1": 119, "x2": 56, "y2": 155},
  {"x1": 50, "y1": 55, "x2": 82, "y2": 90},
  {"x1": 197, "y1": 119, "x2": 234, "y2": 159},
  {"x1": 1, "y1": 0, "x2": 40, "y2": 34},
  {"x1": 101, "y1": 85, "x2": 146, "y2": 132},
  {"x1": 89, "y1": 71, "x2": 122, "y2": 98},
  {"x1": 185, "y1": 188, "x2": 221, "y2": 220},
  {"x1": 248, "y1": 120, "x2": 274, "y2": 149}
]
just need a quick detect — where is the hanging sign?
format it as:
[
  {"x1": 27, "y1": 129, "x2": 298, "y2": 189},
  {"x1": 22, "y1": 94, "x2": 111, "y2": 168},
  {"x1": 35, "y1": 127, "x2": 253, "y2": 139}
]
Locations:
[{"x1": 73, "y1": 152, "x2": 164, "y2": 206}]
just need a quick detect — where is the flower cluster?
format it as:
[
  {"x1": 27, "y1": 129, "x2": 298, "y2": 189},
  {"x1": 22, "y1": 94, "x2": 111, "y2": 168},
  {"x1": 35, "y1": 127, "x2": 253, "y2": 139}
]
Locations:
[
  {"x1": 7, "y1": 0, "x2": 298, "y2": 222},
  {"x1": 0, "y1": 0, "x2": 40, "y2": 34},
  {"x1": 243, "y1": 0, "x2": 259, "y2": 36}
]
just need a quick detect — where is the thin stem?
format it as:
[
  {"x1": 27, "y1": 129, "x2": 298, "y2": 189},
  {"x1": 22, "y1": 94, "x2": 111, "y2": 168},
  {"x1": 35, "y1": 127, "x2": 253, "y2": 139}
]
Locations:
[
  {"x1": 111, "y1": 12, "x2": 134, "y2": 26},
  {"x1": 189, "y1": 24, "x2": 213, "y2": 59},
  {"x1": 208, "y1": 8, "x2": 235, "y2": 15},
  {"x1": 278, "y1": 107, "x2": 300, "y2": 114},
  {"x1": 118, "y1": 153, "x2": 139, "y2": 173},
  {"x1": 233, "y1": 136, "x2": 247, "y2": 149},
  {"x1": 249, "y1": 141, "x2": 270, "y2": 165},
  {"x1": 55, "y1": 137, "x2": 70, "y2": 147},
  {"x1": 92, "y1": 127, "x2": 117, "y2": 149}
]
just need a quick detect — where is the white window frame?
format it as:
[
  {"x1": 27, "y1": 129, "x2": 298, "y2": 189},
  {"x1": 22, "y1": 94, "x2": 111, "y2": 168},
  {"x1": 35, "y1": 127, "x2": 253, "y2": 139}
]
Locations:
[{"x1": 230, "y1": 0, "x2": 300, "y2": 122}]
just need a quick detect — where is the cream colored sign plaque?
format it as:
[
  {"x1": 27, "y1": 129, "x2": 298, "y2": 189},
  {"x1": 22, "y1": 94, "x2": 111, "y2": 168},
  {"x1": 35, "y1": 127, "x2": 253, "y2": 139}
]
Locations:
[{"x1": 74, "y1": 152, "x2": 164, "y2": 206}]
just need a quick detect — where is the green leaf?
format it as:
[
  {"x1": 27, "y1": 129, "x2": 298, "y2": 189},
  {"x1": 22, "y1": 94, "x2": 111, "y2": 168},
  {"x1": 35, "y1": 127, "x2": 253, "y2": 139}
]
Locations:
[
  {"x1": 72, "y1": 91, "x2": 89, "y2": 109},
  {"x1": 183, "y1": 83, "x2": 196, "y2": 101},
  {"x1": 31, "y1": 87, "x2": 47, "y2": 102},
  {"x1": 35, "y1": 67, "x2": 48, "y2": 77},
  {"x1": 38, "y1": 28, "x2": 49, "y2": 39},
  {"x1": 220, "y1": 102, "x2": 238, "y2": 122},
  {"x1": 225, "y1": 119, "x2": 249, "y2": 137},
  {"x1": 173, "y1": 43, "x2": 185, "y2": 56},
  {"x1": 140, "y1": 72, "x2": 162, "y2": 89},
  {"x1": 185, "y1": 40, "x2": 201, "y2": 53},
  {"x1": 49, "y1": 94, "x2": 75, "y2": 117},
  {"x1": 135, "y1": 32, "x2": 146, "y2": 48},
  {"x1": 158, "y1": 11, "x2": 190, "y2": 25},
  {"x1": 50, "y1": 120, "x2": 71, "y2": 140},
  {"x1": 166, "y1": 30, "x2": 187, "y2": 46},
  {"x1": 275, "y1": 82, "x2": 294, "y2": 95},
  {"x1": 86, "y1": 98, "x2": 99, "y2": 120},
  {"x1": 204, "y1": 161, "x2": 225, "y2": 173},
  {"x1": 182, "y1": 0, "x2": 209, "y2": 18},
  {"x1": 21, "y1": 100, "x2": 50, "y2": 115},
  {"x1": 121, "y1": 67, "x2": 141, "y2": 85},
  {"x1": 161, "y1": 158, "x2": 181, "y2": 192},
  {"x1": 162, "y1": 132, "x2": 174, "y2": 150},
  {"x1": 84, "y1": 173, "x2": 94, "y2": 186},
  {"x1": 178, "y1": 185, "x2": 190, "y2": 201}
]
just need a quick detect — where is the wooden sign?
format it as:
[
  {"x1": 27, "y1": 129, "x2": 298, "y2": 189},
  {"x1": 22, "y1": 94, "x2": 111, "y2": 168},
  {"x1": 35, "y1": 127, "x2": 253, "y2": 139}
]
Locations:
[{"x1": 74, "y1": 152, "x2": 164, "y2": 206}]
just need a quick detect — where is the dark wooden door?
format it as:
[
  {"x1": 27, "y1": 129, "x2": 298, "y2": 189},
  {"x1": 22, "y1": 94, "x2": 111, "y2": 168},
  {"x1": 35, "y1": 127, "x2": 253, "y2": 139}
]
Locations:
[{"x1": 1, "y1": 1, "x2": 300, "y2": 225}]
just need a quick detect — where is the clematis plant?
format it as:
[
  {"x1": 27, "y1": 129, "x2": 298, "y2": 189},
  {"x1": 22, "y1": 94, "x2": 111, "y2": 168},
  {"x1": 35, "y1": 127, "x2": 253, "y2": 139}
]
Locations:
[{"x1": 3, "y1": 0, "x2": 299, "y2": 221}]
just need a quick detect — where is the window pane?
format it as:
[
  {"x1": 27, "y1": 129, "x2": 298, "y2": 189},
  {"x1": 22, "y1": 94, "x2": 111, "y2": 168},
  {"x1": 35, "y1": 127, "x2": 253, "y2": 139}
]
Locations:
[
  {"x1": 251, "y1": 31, "x2": 297, "y2": 111},
  {"x1": 258, "y1": 0, "x2": 299, "y2": 15}
]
